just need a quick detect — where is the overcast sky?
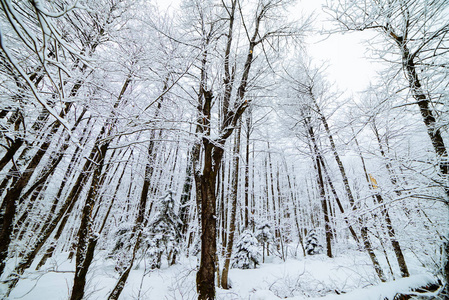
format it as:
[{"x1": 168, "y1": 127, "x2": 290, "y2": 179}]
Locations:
[{"x1": 299, "y1": 0, "x2": 380, "y2": 95}]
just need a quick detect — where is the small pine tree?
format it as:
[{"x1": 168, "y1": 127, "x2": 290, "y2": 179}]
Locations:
[
  {"x1": 109, "y1": 223, "x2": 135, "y2": 273},
  {"x1": 145, "y1": 191, "x2": 182, "y2": 269},
  {"x1": 233, "y1": 230, "x2": 260, "y2": 269},
  {"x1": 256, "y1": 222, "x2": 273, "y2": 263},
  {"x1": 305, "y1": 230, "x2": 322, "y2": 255},
  {"x1": 110, "y1": 223, "x2": 134, "y2": 255},
  {"x1": 256, "y1": 222, "x2": 273, "y2": 244}
]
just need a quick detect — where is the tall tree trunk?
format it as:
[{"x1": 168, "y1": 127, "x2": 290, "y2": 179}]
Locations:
[
  {"x1": 361, "y1": 226, "x2": 387, "y2": 282},
  {"x1": 390, "y1": 38, "x2": 448, "y2": 176},
  {"x1": 313, "y1": 97, "x2": 356, "y2": 209},
  {"x1": 316, "y1": 155, "x2": 333, "y2": 258},
  {"x1": 251, "y1": 143, "x2": 256, "y2": 232},
  {"x1": 220, "y1": 161, "x2": 228, "y2": 257},
  {"x1": 244, "y1": 110, "x2": 252, "y2": 229},
  {"x1": 372, "y1": 190, "x2": 409, "y2": 277},
  {"x1": 107, "y1": 76, "x2": 168, "y2": 299},
  {"x1": 195, "y1": 0, "x2": 260, "y2": 295},
  {"x1": 69, "y1": 139, "x2": 110, "y2": 300},
  {"x1": 283, "y1": 160, "x2": 306, "y2": 256},
  {"x1": 196, "y1": 143, "x2": 221, "y2": 300},
  {"x1": 221, "y1": 122, "x2": 241, "y2": 289},
  {"x1": 107, "y1": 157, "x2": 151, "y2": 299},
  {"x1": 267, "y1": 142, "x2": 281, "y2": 249},
  {"x1": 353, "y1": 133, "x2": 388, "y2": 282},
  {"x1": 276, "y1": 165, "x2": 286, "y2": 260},
  {"x1": 370, "y1": 122, "x2": 409, "y2": 278},
  {"x1": 394, "y1": 35, "x2": 448, "y2": 292},
  {"x1": 180, "y1": 150, "x2": 193, "y2": 237},
  {"x1": 305, "y1": 118, "x2": 332, "y2": 258},
  {"x1": 318, "y1": 158, "x2": 359, "y2": 245}
]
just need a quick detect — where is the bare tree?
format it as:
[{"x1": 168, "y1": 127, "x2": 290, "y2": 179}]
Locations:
[
  {"x1": 181, "y1": 0, "x2": 306, "y2": 298},
  {"x1": 325, "y1": 1, "x2": 449, "y2": 289}
]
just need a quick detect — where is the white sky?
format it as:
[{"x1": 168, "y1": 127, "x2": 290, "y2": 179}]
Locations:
[
  {"x1": 299, "y1": 0, "x2": 380, "y2": 94},
  {"x1": 307, "y1": 32, "x2": 378, "y2": 94}
]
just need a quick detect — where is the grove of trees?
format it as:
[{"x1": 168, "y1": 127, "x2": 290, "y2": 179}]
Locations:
[{"x1": 0, "y1": 0, "x2": 447, "y2": 299}]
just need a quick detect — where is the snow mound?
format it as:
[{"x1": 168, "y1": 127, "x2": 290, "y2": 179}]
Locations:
[
  {"x1": 251, "y1": 289, "x2": 280, "y2": 300},
  {"x1": 288, "y1": 273, "x2": 439, "y2": 300}
]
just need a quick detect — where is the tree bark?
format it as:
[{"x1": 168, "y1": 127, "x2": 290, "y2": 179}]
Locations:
[
  {"x1": 244, "y1": 111, "x2": 251, "y2": 229},
  {"x1": 0, "y1": 110, "x2": 74, "y2": 276},
  {"x1": 70, "y1": 140, "x2": 109, "y2": 300},
  {"x1": 361, "y1": 226, "x2": 387, "y2": 282},
  {"x1": 221, "y1": 122, "x2": 241, "y2": 289},
  {"x1": 196, "y1": 143, "x2": 221, "y2": 300},
  {"x1": 267, "y1": 142, "x2": 281, "y2": 250},
  {"x1": 180, "y1": 150, "x2": 193, "y2": 237},
  {"x1": 353, "y1": 133, "x2": 388, "y2": 282},
  {"x1": 388, "y1": 27, "x2": 448, "y2": 291},
  {"x1": 316, "y1": 155, "x2": 333, "y2": 258},
  {"x1": 305, "y1": 117, "x2": 333, "y2": 258},
  {"x1": 283, "y1": 160, "x2": 306, "y2": 256},
  {"x1": 313, "y1": 97, "x2": 357, "y2": 209},
  {"x1": 319, "y1": 158, "x2": 360, "y2": 245}
]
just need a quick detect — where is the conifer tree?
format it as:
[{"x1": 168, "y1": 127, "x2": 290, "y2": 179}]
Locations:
[
  {"x1": 305, "y1": 230, "x2": 322, "y2": 255},
  {"x1": 233, "y1": 230, "x2": 260, "y2": 269},
  {"x1": 256, "y1": 222, "x2": 273, "y2": 263},
  {"x1": 145, "y1": 191, "x2": 182, "y2": 269}
]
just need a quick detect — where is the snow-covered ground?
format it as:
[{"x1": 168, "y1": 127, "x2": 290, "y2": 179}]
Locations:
[{"x1": 2, "y1": 250, "x2": 438, "y2": 299}]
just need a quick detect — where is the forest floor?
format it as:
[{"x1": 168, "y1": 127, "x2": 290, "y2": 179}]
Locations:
[{"x1": 2, "y1": 247, "x2": 438, "y2": 299}]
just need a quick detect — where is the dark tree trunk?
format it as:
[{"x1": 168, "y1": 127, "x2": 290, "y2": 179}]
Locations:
[
  {"x1": 392, "y1": 35, "x2": 448, "y2": 292},
  {"x1": 106, "y1": 77, "x2": 165, "y2": 300},
  {"x1": 72, "y1": 76, "x2": 132, "y2": 299},
  {"x1": 180, "y1": 150, "x2": 193, "y2": 236},
  {"x1": 244, "y1": 111, "x2": 251, "y2": 229},
  {"x1": 313, "y1": 98, "x2": 356, "y2": 209},
  {"x1": 315, "y1": 155, "x2": 333, "y2": 258},
  {"x1": 305, "y1": 117, "x2": 332, "y2": 258},
  {"x1": 319, "y1": 158, "x2": 359, "y2": 245},
  {"x1": 70, "y1": 141, "x2": 109, "y2": 300},
  {"x1": 0, "y1": 137, "x2": 23, "y2": 173},
  {"x1": 5, "y1": 143, "x2": 97, "y2": 294},
  {"x1": 267, "y1": 142, "x2": 281, "y2": 249},
  {"x1": 221, "y1": 122, "x2": 241, "y2": 289},
  {"x1": 70, "y1": 237, "x2": 98, "y2": 300},
  {"x1": 370, "y1": 121, "x2": 410, "y2": 278},
  {"x1": 361, "y1": 226, "x2": 387, "y2": 282},
  {"x1": 0, "y1": 101, "x2": 79, "y2": 276},
  {"x1": 196, "y1": 143, "x2": 221, "y2": 300},
  {"x1": 374, "y1": 193, "x2": 409, "y2": 277},
  {"x1": 353, "y1": 133, "x2": 389, "y2": 282}
]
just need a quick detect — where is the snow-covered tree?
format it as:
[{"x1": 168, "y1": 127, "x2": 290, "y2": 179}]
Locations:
[
  {"x1": 145, "y1": 191, "x2": 182, "y2": 269},
  {"x1": 256, "y1": 222, "x2": 274, "y2": 263},
  {"x1": 233, "y1": 230, "x2": 260, "y2": 269},
  {"x1": 305, "y1": 230, "x2": 322, "y2": 255},
  {"x1": 109, "y1": 223, "x2": 135, "y2": 272}
]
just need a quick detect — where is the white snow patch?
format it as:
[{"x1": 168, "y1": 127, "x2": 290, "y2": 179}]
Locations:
[{"x1": 3, "y1": 250, "x2": 439, "y2": 300}]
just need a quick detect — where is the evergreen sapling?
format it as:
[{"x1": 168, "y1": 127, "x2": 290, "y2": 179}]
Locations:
[
  {"x1": 233, "y1": 230, "x2": 260, "y2": 269},
  {"x1": 144, "y1": 191, "x2": 182, "y2": 269},
  {"x1": 305, "y1": 230, "x2": 322, "y2": 255}
]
